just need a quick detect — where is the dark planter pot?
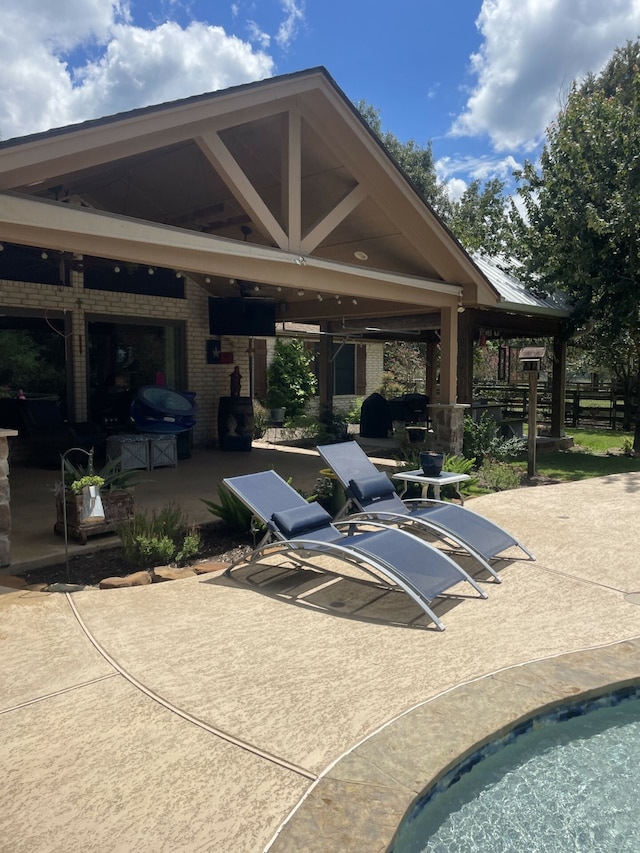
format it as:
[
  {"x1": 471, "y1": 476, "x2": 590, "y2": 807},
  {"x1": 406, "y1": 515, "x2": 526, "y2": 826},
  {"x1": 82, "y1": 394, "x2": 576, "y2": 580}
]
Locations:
[{"x1": 419, "y1": 451, "x2": 444, "y2": 477}]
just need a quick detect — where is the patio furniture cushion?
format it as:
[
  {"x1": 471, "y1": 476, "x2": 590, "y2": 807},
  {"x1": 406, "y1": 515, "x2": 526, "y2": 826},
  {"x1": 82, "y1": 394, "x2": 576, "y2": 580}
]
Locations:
[
  {"x1": 349, "y1": 473, "x2": 395, "y2": 503},
  {"x1": 272, "y1": 502, "x2": 332, "y2": 537}
]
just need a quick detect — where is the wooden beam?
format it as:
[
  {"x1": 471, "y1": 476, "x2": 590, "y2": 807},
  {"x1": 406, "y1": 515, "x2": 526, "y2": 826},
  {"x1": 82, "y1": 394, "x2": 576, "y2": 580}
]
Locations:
[{"x1": 197, "y1": 131, "x2": 289, "y2": 249}]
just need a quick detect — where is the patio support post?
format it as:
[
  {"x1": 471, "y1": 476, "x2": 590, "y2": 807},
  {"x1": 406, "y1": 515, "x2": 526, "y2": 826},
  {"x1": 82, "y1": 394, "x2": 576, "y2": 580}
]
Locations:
[
  {"x1": 550, "y1": 335, "x2": 567, "y2": 437},
  {"x1": 428, "y1": 307, "x2": 467, "y2": 454},
  {"x1": 426, "y1": 338, "x2": 438, "y2": 406},
  {"x1": 456, "y1": 308, "x2": 474, "y2": 405},
  {"x1": 318, "y1": 331, "x2": 334, "y2": 425},
  {"x1": 0, "y1": 430, "x2": 18, "y2": 566},
  {"x1": 439, "y1": 306, "x2": 458, "y2": 405},
  {"x1": 70, "y1": 269, "x2": 89, "y2": 421}
]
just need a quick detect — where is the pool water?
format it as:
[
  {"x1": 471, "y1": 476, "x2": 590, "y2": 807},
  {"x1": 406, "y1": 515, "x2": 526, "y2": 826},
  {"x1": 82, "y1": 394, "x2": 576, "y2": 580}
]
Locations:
[{"x1": 393, "y1": 692, "x2": 640, "y2": 853}]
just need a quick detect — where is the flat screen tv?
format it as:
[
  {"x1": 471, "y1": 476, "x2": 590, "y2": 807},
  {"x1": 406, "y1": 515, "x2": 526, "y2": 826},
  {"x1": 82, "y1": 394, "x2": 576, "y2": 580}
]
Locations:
[{"x1": 208, "y1": 296, "x2": 276, "y2": 336}]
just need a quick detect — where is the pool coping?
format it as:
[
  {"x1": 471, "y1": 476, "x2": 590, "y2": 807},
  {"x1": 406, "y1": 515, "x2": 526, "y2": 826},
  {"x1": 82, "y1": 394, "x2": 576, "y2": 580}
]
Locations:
[{"x1": 267, "y1": 636, "x2": 640, "y2": 852}]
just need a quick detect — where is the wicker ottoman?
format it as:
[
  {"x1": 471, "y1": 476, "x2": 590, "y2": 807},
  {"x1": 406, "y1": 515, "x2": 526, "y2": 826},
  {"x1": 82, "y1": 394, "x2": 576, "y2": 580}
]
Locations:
[
  {"x1": 106, "y1": 434, "x2": 150, "y2": 471},
  {"x1": 145, "y1": 434, "x2": 178, "y2": 469}
]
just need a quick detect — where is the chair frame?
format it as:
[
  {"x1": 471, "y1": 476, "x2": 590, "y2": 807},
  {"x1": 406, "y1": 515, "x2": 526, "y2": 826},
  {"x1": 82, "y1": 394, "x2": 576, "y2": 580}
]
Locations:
[
  {"x1": 317, "y1": 441, "x2": 536, "y2": 584},
  {"x1": 222, "y1": 471, "x2": 490, "y2": 631}
]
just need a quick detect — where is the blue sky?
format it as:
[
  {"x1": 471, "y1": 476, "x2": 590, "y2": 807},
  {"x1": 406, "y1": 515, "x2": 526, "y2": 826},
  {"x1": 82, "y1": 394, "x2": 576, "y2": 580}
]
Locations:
[{"x1": 2, "y1": 0, "x2": 640, "y2": 198}]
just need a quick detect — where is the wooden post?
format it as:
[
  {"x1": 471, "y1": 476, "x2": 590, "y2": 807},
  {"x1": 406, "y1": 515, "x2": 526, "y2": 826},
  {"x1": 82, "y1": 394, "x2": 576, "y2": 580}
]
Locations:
[{"x1": 528, "y1": 371, "x2": 538, "y2": 478}]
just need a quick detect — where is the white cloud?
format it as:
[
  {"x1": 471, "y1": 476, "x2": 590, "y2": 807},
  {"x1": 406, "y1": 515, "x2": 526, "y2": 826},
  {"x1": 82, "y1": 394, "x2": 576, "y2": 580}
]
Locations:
[
  {"x1": 451, "y1": 0, "x2": 640, "y2": 151},
  {"x1": 0, "y1": 0, "x2": 281, "y2": 140},
  {"x1": 437, "y1": 153, "x2": 521, "y2": 184},
  {"x1": 445, "y1": 178, "x2": 467, "y2": 202},
  {"x1": 275, "y1": 0, "x2": 305, "y2": 49}
]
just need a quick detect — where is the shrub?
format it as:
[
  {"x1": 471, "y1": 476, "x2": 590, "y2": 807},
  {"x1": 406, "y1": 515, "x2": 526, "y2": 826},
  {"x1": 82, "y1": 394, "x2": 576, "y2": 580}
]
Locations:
[
  {"x1": 266, "y1": 338, "x2": 317, "y2": 417},
  {"x1": 463, "y1": 414, "x2": 525, "y2": 464},
  {"x1": 202, "y1": 484, "x2": 256, "y2": 533},
  {"x1": 252, "y1": 400, "x2": 269, "y2": 438},
  {"x1": 118, "y1": 503, "x2": 201, "y2": 571},
  {"x1": 477, "y1": 459, "x2": 524, "y2": 492}
]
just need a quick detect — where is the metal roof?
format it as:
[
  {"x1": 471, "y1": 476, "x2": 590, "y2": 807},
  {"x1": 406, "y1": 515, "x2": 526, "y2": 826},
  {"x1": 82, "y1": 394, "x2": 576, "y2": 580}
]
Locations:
[{"x1": 472, "y1": 254, "x2": 570, "y2": 315}]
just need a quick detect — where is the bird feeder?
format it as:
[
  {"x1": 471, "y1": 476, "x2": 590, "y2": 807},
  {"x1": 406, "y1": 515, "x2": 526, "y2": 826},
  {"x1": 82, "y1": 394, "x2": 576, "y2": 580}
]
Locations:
[{"x1": 519, "y1": 346, "x2": 546, "y2": 477}]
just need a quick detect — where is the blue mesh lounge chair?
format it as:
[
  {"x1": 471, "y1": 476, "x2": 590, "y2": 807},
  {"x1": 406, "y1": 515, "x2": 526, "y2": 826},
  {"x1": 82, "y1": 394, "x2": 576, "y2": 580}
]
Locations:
[
  {"x1": 317, "y1": 441, "x2": 535, "y2": 583},
  {"x1": 222, "y1": 470, "x2": 489, "y2": 631}
]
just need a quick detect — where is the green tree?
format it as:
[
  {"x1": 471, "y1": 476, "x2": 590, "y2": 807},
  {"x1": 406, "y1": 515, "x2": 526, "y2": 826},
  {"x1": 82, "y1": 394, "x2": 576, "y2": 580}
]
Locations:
[
  {"x1": 266, "y1": 338, "x2": 317, "y2": 418},
  {"x1": 448, "y1": 178, "x2": 513, "y2": 256},
  {"x1": 512, "y1": 39, "x2": 640, "y2": 442},
  {"x1": 378, "y1": 340, "x2": 427, "y2": 398}
]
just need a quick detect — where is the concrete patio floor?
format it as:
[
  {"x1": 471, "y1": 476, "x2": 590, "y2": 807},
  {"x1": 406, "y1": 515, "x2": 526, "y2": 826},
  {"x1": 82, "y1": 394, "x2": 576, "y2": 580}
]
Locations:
[{"x1": 2, "y1": 453, "x2": 640, "y2": 852}]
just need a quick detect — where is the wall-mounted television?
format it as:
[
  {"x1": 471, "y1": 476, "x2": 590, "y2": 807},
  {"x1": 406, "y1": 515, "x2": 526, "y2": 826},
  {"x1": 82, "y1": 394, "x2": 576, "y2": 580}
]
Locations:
[{"x1": 208, "y1": 296, "x2": 276, "y2": 337}]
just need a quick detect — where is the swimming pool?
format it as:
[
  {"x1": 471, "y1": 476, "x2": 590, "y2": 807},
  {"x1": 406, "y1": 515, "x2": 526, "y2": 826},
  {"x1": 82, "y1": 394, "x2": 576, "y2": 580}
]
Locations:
[{"x1": 392, "y1": 688, "x2": 640, "y2": 852}]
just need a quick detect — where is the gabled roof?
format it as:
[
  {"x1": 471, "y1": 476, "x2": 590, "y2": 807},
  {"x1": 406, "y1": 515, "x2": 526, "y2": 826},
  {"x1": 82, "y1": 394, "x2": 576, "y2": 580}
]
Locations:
[{"x1": 0, "y1": 67, "x2": 500, "y2": 324}]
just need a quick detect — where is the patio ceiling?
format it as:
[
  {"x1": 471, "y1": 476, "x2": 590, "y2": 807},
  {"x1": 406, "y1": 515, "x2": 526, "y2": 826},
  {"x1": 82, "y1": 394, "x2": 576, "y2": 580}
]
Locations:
[{"x1": 0, "y1": 69, "x2": 499, "y2": 329}]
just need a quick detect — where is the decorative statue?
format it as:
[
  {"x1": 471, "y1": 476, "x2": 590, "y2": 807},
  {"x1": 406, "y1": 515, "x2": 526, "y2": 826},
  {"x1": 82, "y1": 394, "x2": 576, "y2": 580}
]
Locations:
[{"x1": 229, "y1": 365, "x2": 242, "y2": 396}]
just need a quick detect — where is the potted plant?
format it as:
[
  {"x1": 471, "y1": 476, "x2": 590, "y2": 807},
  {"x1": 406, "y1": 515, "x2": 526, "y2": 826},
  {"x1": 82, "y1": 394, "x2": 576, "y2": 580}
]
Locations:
[{"x1": 55, "y1": 450, "x2": 141, "y2": 543}]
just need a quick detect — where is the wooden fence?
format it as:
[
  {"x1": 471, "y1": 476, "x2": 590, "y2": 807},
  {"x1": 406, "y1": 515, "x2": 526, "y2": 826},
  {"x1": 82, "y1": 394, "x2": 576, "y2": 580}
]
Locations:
[{"x1": 472, "y1": 384, "x2": 630, "y2": 430}]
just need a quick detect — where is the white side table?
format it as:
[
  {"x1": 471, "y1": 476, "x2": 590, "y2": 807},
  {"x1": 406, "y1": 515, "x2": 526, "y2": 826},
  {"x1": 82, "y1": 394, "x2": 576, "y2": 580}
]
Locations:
[{"x1": 392, "y1": 469, "x2": 471, "y2": 504}]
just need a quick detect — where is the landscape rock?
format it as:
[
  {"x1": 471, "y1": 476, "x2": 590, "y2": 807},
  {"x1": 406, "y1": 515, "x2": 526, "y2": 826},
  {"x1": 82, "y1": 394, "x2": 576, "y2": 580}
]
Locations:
[
  {"x1": 99, "y1": 571, "x2": 152, "y2": 589},
  {"x1": 0, "y1": 575, "x2": 27, "y2": 589},
  {"x1": 193, "y1": 560, "x2": 228, "y2": 575}
]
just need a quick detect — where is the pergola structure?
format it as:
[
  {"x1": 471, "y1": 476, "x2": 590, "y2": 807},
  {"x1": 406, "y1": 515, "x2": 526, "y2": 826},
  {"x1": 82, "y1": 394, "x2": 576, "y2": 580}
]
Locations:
[{"x1": 0, "y1": 67, "x2": 567, "y2": 451}]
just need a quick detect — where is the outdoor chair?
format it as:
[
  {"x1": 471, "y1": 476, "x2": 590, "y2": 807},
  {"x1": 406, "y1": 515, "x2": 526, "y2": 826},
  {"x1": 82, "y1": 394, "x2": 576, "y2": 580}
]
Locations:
[
  {"x1": 317, "y1": 441, "x2": 535, "y2": 583},
  {"x1": 222, "y1": 470, "x2": 489, "y2": 631}
]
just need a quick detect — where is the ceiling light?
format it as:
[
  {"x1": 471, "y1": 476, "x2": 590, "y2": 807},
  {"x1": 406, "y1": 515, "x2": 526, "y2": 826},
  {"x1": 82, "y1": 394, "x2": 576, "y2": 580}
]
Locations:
[
  {"x1": 148, "y1": 268, "x2": 154, "y2": 275},
  {"x1": 114, "y1": 265, "x2": 120, "y2": 273},
  {"x1": 354, "y1": 251, "x2": 368, "y2": 261},
  {"x1": 297, "y1": 289, "x2": 305, "y2": 296},
  {"x1": 254, "y1": 284, "x2": 261, "y2": 292},
  {"x1": 41, "y1": 251, "x2": 48, "y2": 260},
  {"x1": 317, "y1": 293, "x2": 323, "y2": 301},
  {"x1": 352, "y1": 298, "x2": 358, "y2": 305},
  {"x1": 176, "y1": 271, "x2": 182, "y2": 278},
  {"x1": 205, "y1": 277, "x2": 211, "y2": 284}
]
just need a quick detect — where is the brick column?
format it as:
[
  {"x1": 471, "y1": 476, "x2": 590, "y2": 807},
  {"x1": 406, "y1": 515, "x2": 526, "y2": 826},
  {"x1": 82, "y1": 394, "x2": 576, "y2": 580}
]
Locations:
[
  {"x1": 0, "y1": 429, "x2": 18, "y2": 566},
  {"x1": 429, "y1": 404, "x2": 469, "y2": 456}
]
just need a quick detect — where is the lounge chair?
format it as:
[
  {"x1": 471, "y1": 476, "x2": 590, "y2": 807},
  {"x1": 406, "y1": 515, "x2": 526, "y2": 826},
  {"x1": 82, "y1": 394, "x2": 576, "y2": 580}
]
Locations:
[
  {"x1": 222, "y1": 470, "x2": 489, "y2": 631},
  {"x1": 317, "y1": 441, "x2": 535, "y2": 582}
]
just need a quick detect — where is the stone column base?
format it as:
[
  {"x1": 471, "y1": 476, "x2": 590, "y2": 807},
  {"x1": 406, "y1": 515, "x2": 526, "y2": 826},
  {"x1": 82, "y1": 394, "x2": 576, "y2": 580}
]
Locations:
[
  {"x1": 428, "y1": 404, "x2": 469, "y2": 456},
  {"x1": 0, "y1": 430, "x2": 18, "y2": 566}
]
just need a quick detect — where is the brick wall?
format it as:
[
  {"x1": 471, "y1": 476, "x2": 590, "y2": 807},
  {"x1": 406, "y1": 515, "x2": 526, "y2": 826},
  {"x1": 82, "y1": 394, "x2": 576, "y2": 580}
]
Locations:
[{"x1": 0, "y1": 274, "x2": 384, "y2": 446}]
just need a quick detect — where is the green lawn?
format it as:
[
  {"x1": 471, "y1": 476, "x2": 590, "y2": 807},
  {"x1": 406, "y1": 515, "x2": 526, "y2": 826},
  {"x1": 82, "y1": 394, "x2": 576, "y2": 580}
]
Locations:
[{"x1": 525, "y1": 428, "x2": 640, "y2": 482}]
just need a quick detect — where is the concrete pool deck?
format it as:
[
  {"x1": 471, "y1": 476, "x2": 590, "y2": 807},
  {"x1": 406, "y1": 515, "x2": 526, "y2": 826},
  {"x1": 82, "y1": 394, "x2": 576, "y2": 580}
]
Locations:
[{"x1": 1, "y1": 470, "x2": 640, "y2": 851}]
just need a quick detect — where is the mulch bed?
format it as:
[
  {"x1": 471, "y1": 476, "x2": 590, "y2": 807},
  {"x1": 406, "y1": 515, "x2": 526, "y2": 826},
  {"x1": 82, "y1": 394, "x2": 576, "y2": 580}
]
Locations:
[{"x1": 19, "y1": 523, "x2": 255, "y2": 588}]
